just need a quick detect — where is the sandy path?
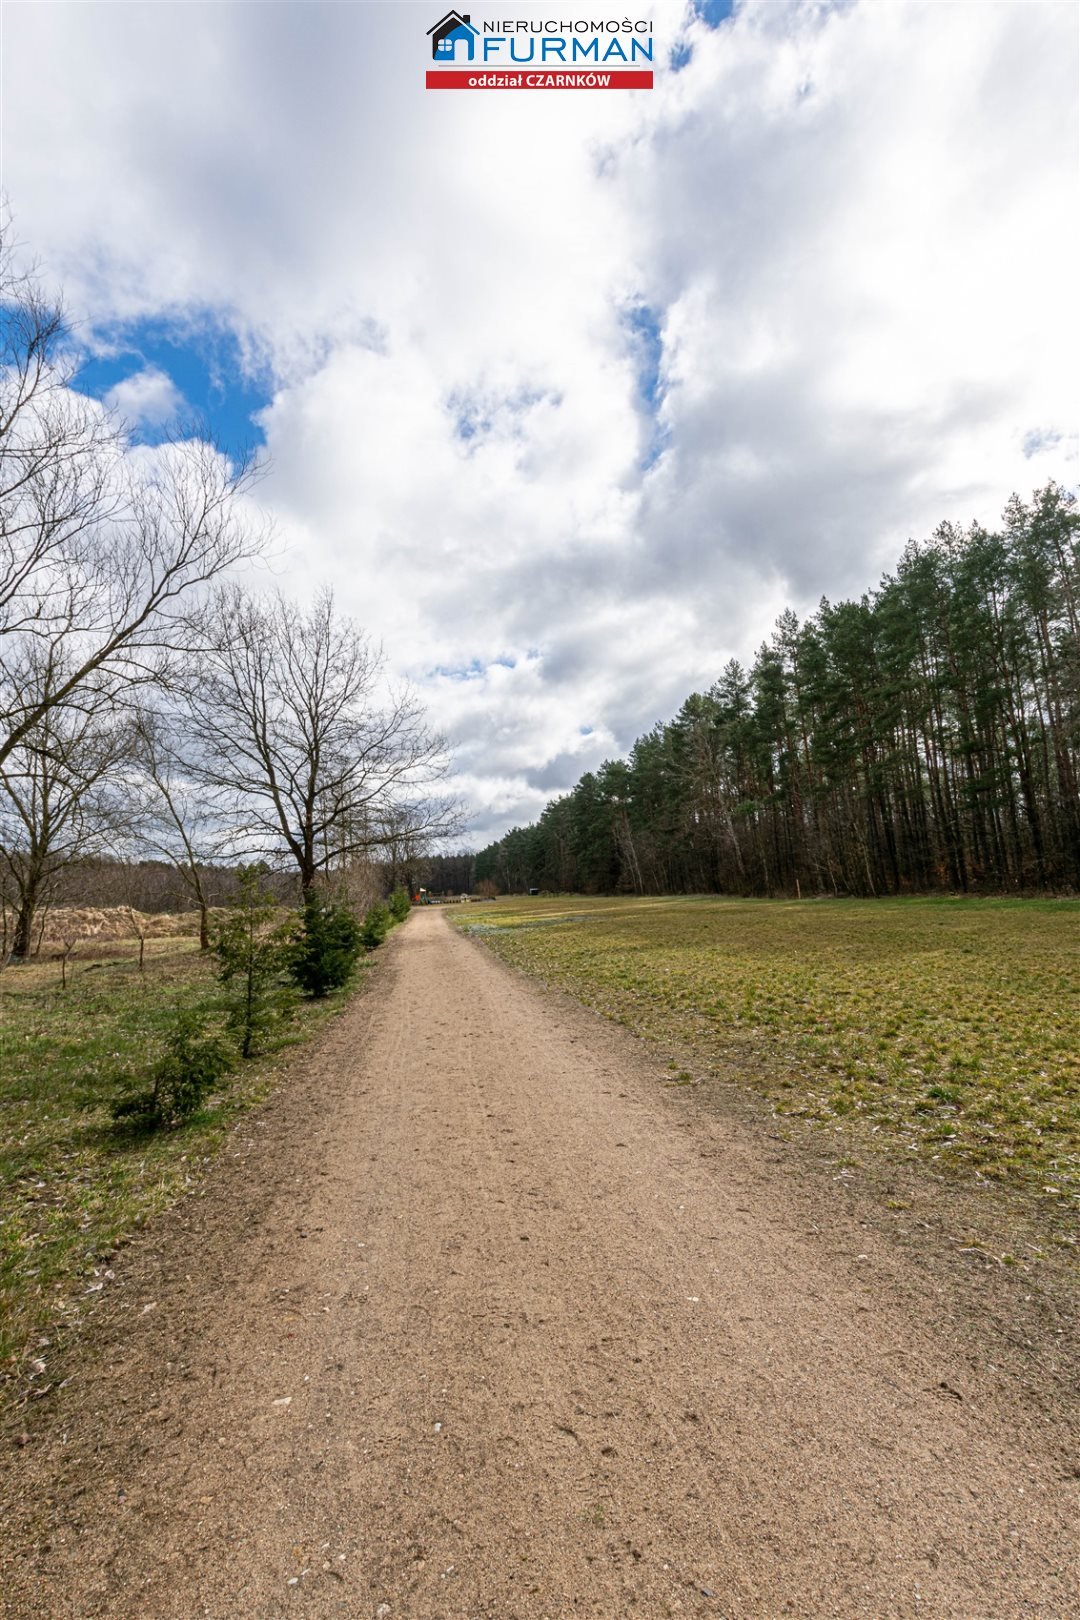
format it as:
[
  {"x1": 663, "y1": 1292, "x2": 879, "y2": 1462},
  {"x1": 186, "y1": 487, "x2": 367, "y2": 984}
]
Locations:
[{"x1": 2, "y1": 909, "x2": 1077, "y2": 1619}]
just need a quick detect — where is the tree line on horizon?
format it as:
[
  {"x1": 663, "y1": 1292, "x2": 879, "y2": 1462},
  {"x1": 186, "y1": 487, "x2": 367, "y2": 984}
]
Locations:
[{"x1": 476, "y1": 483, "x2": 1079, "y2": 899}]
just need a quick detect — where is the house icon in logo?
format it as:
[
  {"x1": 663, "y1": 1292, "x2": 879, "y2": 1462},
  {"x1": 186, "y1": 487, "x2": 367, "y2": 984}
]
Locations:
[{"x1": 428, "y1": 10, "x2": 478, "y2": 62}]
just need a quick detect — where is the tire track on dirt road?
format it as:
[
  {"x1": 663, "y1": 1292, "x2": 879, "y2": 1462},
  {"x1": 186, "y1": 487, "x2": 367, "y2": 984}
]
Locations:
[{"x1": 2, "y1": 908, "x2": 1077, "y2": 1618}]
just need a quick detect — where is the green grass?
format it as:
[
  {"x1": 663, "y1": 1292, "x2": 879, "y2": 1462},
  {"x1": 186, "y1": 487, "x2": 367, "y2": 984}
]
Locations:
[
  {"x1": 0, "y1": 936, "x2": 362, "y2": 1385},
  {"x1": 453, "y1": 896, "x2": 1079, "y2": 1215}
]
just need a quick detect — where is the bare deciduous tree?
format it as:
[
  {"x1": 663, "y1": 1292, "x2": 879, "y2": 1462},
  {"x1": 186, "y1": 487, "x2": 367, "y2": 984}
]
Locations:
[
  {"x1": 185, "y1": 587, "x2": 463, "y2": 892},
  {"x1": 0, "y1": 650, "x2": 134, "y2": 958},
  {"x1": 0, "y1": 226, "x2": 266, "y2": 767},
  {"x1": 0, "y1": 231, "x2": 120, "y2": 644},
  {"x1": 131, "y1": 707, "x2": 232, "y2": 949}
]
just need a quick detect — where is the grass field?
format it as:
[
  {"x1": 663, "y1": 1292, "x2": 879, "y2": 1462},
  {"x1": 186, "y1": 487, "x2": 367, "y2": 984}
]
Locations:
[
  {"x1": 0, "y1": 934, "x2": 361, "y2": 1388},
  {"x1": 454, "y1": 896, "x2": 1079, "y2": 1222}
]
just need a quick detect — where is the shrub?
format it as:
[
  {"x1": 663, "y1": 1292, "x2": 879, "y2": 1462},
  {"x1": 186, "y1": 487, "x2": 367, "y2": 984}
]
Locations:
[
  {"x1": 360, "y1": 900, "x2": 392, "y2": 951},
  {"x1": 290, "y1": 890, "x2": 364, "y2": 997},
  {"x1": 389, "y1": 885, "x2": 411, "y2": 923},
  {"x1": 213, "y1": 866, "x2": 296, "y2": 1056},
  {"x1": 112, "y1": 1004, "x2": 234, "y2": 1129}
]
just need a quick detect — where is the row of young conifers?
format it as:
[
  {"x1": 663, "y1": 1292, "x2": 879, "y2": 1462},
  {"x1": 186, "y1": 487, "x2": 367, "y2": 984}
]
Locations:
[
  {"x1": 0, "y1": 232, "x2": 459, "y2": 963},
  {"x1": 478, "y1": 483, "x2": 1079, "y2": 898},
  {"x1": 109, "y1": 875, "x2": 410, "y2": 1130}
]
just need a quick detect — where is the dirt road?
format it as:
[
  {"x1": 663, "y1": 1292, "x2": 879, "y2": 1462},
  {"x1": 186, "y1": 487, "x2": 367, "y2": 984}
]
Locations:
[{"x1": 2, "y1": 910, "x2": 1077, "y2": 1618}]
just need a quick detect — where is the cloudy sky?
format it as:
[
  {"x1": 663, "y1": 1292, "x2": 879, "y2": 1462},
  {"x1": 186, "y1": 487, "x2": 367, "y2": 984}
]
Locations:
[{"x1": 2, "y1": 0, "x2": 1075, "y2": 843}]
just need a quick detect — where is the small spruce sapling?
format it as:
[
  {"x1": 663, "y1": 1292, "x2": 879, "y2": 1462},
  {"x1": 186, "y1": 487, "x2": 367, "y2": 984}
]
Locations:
[
  {"x1": 112, "y1": 1003, "x2": 234, "y2": 1129},
  {"x1": 360, "y1": 900, "x2": 392, "y2": 951},
  {"x1": 212, "y1": 866, "x2": 294, "y2": 1057},
  {"x1": 289, "y1": 890, "x2": 363, "y2": 998},
  {"x1": 389, "y1": 885, "x2": 411, "y2": 923}
]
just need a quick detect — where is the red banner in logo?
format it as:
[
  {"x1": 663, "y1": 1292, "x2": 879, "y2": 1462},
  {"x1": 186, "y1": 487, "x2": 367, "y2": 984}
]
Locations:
[{"x1": 426, "y1": 69, "x2": 653, "y2": 90}]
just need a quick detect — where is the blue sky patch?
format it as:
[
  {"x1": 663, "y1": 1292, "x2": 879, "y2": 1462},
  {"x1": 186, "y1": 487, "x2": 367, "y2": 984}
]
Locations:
[
  {"x1": 623, "y1": 303, "x2": 669, "y2": 469},
  {"x1": 624, "y1": 304, "x2": 663, "y2": 410},
  {"x1": 432, "y1": 654, "x2": 517, "y2": 681},
  {"x1": 673, "y1": 0, "x2": 735, "y2": 71},
  {"x1": 693, "y1": 0, "x2": 736, "y2": 26},
  {"x1": 72, "y1": 315, "x2": 271, "y2": 454},
  {"x1": 1021, "y1": 427, "x2": 1064, "y2": 459},
  {"x1": 448, "y1": 386, "x2": 559, "y2": 449}
]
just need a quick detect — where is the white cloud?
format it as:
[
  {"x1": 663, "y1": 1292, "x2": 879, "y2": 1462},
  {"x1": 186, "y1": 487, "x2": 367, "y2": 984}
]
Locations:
[
  {"x1": 2, "y1": 0, "x2": 1075, "y2": 842},
  {"x1": 103, "y1": 365, "x2": 184, "y2": 429}
]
